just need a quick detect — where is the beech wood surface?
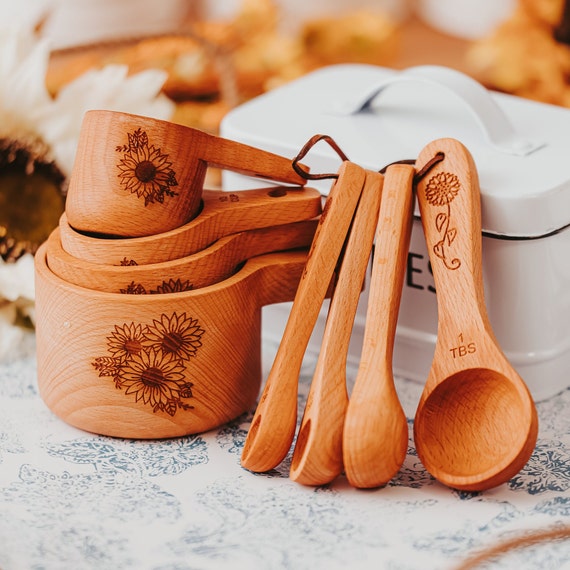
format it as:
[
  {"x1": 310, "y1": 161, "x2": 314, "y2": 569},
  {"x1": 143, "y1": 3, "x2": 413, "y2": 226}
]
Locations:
[
  {"x1": 59, "y1": 186, "x2": 322, "y2": 265},
  {"x1": 289, "y1": 169, "x2": 383, "y2": 486},
  {"x1": 35, "y1": 245, "x2": 310, "y2": 439},
  {"x1": 66, "y1": 110, "x2": 310, "y2": 237},
  {"x1": 413, "y1": 138, "x2": 538, "y2": 491},
  {"x1": 240, "y1": 162, "x2": 367, "y2": 473},
  {"x1": 342, "y1": 164, "x2": 415, "y2": 489},
  {"x1": 46, "y1": 219, "x2": 318, "y2": 293}
]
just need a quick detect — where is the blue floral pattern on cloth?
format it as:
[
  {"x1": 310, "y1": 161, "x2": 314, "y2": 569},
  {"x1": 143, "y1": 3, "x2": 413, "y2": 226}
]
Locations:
[{"x1": 0, "y1": 334, "x2": 569, "y2": 569}]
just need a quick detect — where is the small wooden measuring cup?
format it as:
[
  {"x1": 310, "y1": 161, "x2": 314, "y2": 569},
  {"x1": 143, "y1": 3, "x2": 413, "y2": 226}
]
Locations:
[
  {"x1": 413, "y1": 138, "x2": 538, "y2": 491},
  {"x1": 59, "y1": 186, "x2": 322, "y2": 265},
  {"x1": 66, "y1": 110, "x2": 310, "y2": 238},
  {"x1": 35, "y1": 244, "x2": 311, "y2": 439},
  {"x1": 46, "y1": 219, "x2": 318, "y2": 293}
]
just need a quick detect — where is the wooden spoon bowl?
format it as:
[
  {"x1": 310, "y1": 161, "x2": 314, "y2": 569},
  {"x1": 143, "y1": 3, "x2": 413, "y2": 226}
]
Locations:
[
  {"x1": 413, "y1": 138, "x2": 538, "y2": 491},
  {"x1": 59, "y1": 186, "x2": 322, "y2": 265},
  {"x1": 34, "y1": 243, "x2": 310, "y2": 439},
  {"x1": 415, "y1": 367, "x2": 534, "y2": 486},
  {"x1": 65, "y1": 110, "x2": 309, "y2": 237}
]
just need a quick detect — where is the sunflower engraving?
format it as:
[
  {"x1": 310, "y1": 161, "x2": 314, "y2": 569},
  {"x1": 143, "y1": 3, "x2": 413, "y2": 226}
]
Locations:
[
  {"x1": 106, "y1": 322, "x2": 146, "y2": 363},
  {"x1": 92, "y1": 312, "x2": 204, "y2": 415},
  {"x1": 424, "y1": 171, "x2": 461, "y2": 270},
  {"x1": 116, "y1": 128, "x2": 178, "y2": 206},
  {"x1": 120, "y1": 349, "x2": 191, "y2": 415},
  {"x1": 120, "y1": 282, "x2": 147, "y2": 295},
  {"x1": 143, "y1": 312, "x2": 204, "y2": 361},
  {"x1": 150, "y1": 279, "x2": 193, "y2": 294}
]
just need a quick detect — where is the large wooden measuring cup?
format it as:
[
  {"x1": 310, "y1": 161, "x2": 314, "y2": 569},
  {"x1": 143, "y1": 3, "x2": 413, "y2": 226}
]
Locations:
[
  {"x1": 413, "y1": 138, "x2": 538, "y2": 491},
  {"x1": 35, "y1": 245, "x2": 311, "y2": 439}
]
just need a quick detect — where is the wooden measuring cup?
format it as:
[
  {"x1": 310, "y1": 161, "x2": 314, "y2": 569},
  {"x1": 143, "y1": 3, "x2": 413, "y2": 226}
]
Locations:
[
  {"x1": 413, "y1": 138, "x2": 538, "y2": 491},
  {"x1": 65, "y1": 110, "x2": 310, "y2": 238},
  {"x1": 59, "y1": 186, "x2": 322, "y2": 265},
  {"x1": 46, "y1": 219, "x2": 318, "y2": 293},
  {"x1": 35, "y1": 244, "x2": 311, "y2": 439}
]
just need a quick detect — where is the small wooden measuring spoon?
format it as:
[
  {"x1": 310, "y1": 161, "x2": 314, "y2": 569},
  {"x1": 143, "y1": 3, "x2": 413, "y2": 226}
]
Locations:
[
  {"x1": 342, "y1": 163, "x2": 415, "y2": 489},
  {"x1": 289, "y1": 169, "x2": 384, "y2": 486},
  {"x1": 414, "y1": 138, "x2": 538, "y2": 491},
  {"x1": 240, "y1": 161, "x2": 367, "y2": 473}
]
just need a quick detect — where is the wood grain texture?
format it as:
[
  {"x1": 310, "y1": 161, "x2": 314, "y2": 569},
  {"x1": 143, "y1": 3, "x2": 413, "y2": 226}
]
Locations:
[
  {"x1": 342, "y1": 164, "x2": 415, "y2": 489},
  {"x1": 413, "y1": 138, "x2": 538, "y2": 491},
  {"x1": 289, "y1": 169, "x2": 383, "y2": 486},
  {"x1": 65, "y1": 110, "x2": 310, "y2": 237},
  {"x1": 46, "y1": 219, "x2": 318, "y2": 293},
  {"x1": 35, "y1": 245, "x2": 310, "y2": 439},
  {"x1": 59, "y1": 186, "x2": 322, "y2": 265},
  {"x1": 240, "y1": 161, "x2": 367, "y2": 473}
]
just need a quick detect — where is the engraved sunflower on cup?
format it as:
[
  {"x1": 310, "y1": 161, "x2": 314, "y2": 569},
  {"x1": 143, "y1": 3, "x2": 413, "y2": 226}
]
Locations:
[
  {"x1": 424, "y1": 171, "x2": 461, "y2": 270},
  {"x1": 106, "y1": 322, "x2": 146, "y2": 362},
  {"x1": 121, "y1": 349, "x2": 190, "y2": 415},
  {"x1": 116, "y1": 128, "x2": 178, "y2": 206},
  {"x1": 143, "y1": 312, "x2": 204, "y2": 361},
  {"x1": 92, "y1": 312, "x2": 205, "y2": 415}
]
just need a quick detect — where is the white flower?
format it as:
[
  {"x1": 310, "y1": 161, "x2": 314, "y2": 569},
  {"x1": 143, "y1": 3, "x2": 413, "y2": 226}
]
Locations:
[
  {"x1": 0, "y1": 22, "x2": 175, "y2": 355},
  {"x1": 38, "y1": 64, "x2": 175, "y2": 178}
]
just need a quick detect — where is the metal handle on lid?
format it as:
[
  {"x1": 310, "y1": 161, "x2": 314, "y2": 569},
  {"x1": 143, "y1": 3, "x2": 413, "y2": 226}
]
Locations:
[{"x1": 332, "y1": 65, "x2": 544, "y2": 157}]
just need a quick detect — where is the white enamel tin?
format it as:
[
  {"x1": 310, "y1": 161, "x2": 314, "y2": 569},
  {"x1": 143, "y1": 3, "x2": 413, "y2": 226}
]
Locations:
[{"x1": 221, "y1": 64, "x2": 570, "y2": 401}]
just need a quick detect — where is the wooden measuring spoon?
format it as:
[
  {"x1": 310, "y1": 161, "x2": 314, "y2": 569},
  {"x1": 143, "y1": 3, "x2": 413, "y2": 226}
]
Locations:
[
  {"x1": 46, "y1": 219, "x2": 318, "y2": 293},
  {"x1": 413, "y1": 138, "x2": 538, "y2": 491},
  {"x1": 289, "y1": 170, "x2": 383, "y2": 486},
  {"x1": 241, "y1": 161, "x2": 367, "y2": 473},
  {"x1": 59, "y1": 186, "x2": 322, "y2": 265},
  {"x1": 342, "y1": 163, "x2": 415, "y2": 489}
]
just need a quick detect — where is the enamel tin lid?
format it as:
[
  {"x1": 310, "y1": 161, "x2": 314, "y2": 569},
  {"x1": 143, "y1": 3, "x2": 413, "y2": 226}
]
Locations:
[{"x1": 221, "y1": 64, "x2": 570, "y2": 238}]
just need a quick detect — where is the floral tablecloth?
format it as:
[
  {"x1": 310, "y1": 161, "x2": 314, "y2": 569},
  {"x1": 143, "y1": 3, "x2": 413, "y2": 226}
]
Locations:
[{"x1": 0, "y1": 331, "x2": 569, "y2": 570}]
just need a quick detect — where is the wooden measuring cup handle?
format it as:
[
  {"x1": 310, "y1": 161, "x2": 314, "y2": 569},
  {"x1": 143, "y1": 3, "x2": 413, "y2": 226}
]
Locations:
[
  {"x1": 415, "y1": 138, "x2": 487, "y2": 331},
  {"x1": 197, "y1": 129, "x2": 309, "y2": 185}
]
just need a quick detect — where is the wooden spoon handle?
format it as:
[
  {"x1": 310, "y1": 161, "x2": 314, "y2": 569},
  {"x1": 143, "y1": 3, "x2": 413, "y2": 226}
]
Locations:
[
  {"x1": 415, "y1": 138, "x2": 487, "y2": 329},
  {"x1": 289, "y1": 169, "x2": 384, "y2": 485},
  {"x1": 240, "y1": 161, "x2": 367, "y2": 473},
  {"x1": 359, "y1": 164, "x2": 416, "y2": 368}
]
